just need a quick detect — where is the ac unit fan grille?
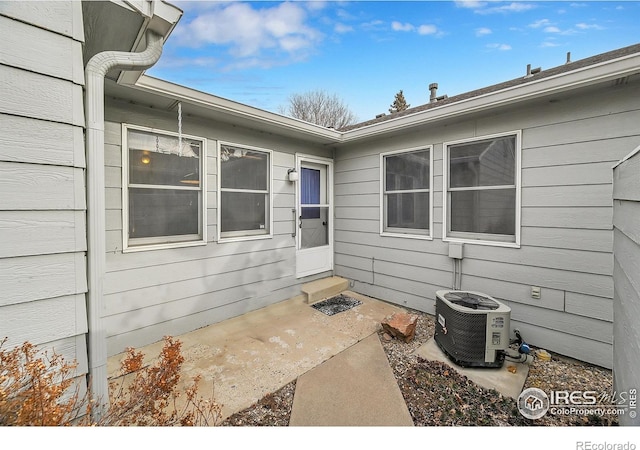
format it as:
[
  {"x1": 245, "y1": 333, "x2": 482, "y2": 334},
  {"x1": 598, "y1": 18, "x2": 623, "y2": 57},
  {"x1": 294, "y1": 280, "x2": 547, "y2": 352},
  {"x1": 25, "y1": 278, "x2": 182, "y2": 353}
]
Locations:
[
  {"x1": 443, "y1": 292, "x2": 499, "y2": 310},
  {"x1": 435, "y1": 297, "x2": 488, "y2": 364}
]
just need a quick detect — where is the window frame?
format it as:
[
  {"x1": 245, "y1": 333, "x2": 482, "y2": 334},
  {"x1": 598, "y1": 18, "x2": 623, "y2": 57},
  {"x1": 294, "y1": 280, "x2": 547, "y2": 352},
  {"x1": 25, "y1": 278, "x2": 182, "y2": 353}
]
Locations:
[
  {"x1": 442, "y1": 130, "x2": 522, "y2": 248},
  {"x1": 216, "y1": 141, "x2": 273, "y2": 243},
  {"x1": 121, "y1": 123, "x2": 207, "y2": 253},
  {"x1": 380, "y1": 145, "x2": 433, "y2": 240}
]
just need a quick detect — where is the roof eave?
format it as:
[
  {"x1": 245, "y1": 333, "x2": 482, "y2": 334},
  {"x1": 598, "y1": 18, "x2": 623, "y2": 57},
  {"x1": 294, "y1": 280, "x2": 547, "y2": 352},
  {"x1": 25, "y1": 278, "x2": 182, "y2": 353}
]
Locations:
[
  {"x1": 341, "y1": 51, "x2": 640, "y2": 142},
  {"x1": 132, "y1": 74, "x2": 344, "y2": 144}
]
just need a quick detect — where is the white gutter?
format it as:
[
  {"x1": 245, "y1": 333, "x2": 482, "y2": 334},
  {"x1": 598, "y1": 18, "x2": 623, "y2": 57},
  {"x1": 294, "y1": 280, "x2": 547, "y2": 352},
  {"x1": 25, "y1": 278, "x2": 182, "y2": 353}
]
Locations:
[
  {"x1": 341, "y1": 51, "x2": 640, "y2": 142},
  {"x1": 134, "y1": 75, "x2": 343, "y2": 142},
  {"x1": 84, "y1": 30, "x2": 163, "y2": 416},
  {"x1": 128, "y1": 49, "x2": 640, "y2": 146}
]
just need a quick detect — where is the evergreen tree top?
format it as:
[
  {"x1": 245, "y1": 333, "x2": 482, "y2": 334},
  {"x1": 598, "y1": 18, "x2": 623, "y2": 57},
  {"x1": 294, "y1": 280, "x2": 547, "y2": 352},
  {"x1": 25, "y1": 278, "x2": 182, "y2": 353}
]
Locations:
[{"x1": 389, "y1": 90, "x2": 410, "y2": 114}]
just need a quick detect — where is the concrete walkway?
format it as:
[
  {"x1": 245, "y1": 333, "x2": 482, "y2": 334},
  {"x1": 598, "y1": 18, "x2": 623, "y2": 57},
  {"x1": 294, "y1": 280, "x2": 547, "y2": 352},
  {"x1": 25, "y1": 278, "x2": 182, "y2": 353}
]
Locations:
[
  {"x1": 289, "y1": 333, "x2": 413, "y2": 426},
  {"x1": 107, "y1": 290, "x2": 408, "y2": 423}
]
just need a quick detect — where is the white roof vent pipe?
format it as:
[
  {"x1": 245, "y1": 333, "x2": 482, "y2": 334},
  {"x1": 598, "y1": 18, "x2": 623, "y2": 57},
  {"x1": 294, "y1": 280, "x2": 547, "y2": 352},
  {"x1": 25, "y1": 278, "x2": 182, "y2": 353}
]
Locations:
[
  {"x1": 84, "y1": 30, "x2": 164, "y2": 419},
  {"x1": 429, "y1": 83, "x2": 438, "y2": 103},
  {"x1": 525, "y1": 64, "x2": 542, "y2": 78}
]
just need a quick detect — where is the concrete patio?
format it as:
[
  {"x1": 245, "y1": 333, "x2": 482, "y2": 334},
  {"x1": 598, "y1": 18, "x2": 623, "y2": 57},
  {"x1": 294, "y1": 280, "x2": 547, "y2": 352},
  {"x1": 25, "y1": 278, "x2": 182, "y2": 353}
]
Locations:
[
  {"x1": 106, "y1": 285, "x2": 532, "y2": 425},
  {"x1": 107, "y1": 290, "x2": 406, "y2": 421}
]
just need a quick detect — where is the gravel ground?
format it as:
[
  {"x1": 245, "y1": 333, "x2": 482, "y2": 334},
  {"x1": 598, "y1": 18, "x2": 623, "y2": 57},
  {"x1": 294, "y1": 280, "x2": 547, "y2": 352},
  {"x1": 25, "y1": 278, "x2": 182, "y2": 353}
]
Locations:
[{"x1": 221, "y1": 309, "x2": 617, "y2": 427}]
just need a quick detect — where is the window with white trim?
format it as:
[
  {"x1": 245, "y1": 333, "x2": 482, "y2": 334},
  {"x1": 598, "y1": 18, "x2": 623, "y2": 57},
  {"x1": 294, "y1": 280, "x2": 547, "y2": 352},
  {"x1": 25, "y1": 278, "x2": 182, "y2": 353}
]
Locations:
[
  {"x1": 218, "y1": 143, "x2": 272, "y2": 240},
  {"x1": 381, "y1": 147, "x2": 432, "y2": 238},
  {"x1": 123, "y1": 125, "x2": 206, "y2": 250},
  {"x1": 444, "y1": 132, "x2": 521, "y2": 246}
]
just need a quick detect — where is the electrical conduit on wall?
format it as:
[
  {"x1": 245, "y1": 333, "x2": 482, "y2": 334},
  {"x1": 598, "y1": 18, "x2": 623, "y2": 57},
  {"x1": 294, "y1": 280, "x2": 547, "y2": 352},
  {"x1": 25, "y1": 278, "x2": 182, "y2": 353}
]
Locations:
[{"x1": 84, "y1": 30, "x2": 163, "y2": 417}]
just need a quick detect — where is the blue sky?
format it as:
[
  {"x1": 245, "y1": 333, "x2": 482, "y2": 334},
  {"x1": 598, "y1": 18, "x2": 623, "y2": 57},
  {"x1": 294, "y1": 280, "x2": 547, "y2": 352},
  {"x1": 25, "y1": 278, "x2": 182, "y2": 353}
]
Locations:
[{"x1": 148, "y1": 1, "x2": 640, "y2": 122}]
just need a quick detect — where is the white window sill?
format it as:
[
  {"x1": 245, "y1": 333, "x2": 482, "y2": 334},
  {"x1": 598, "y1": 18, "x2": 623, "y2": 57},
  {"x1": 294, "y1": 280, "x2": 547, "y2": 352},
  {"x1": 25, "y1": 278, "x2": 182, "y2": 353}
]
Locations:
[
  {"x1": 123, "y1": 239, "x2": 207, "y2": 253},
  {"x1": 217, "y1": 233, "x2": 273, "y2": 244},
  {"x1": 443, "y1": 236, "x2": 520, "y2": 249},
  {"x1": 381, "y1": 231, "x2": 433, "y2": 241}
]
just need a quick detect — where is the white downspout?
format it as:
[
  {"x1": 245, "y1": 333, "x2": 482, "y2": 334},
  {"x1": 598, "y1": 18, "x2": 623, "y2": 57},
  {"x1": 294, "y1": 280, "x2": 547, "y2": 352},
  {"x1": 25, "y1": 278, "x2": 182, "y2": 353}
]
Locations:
[{"x1": 84, "y1": 30, "x2": 163, "y2": 416}]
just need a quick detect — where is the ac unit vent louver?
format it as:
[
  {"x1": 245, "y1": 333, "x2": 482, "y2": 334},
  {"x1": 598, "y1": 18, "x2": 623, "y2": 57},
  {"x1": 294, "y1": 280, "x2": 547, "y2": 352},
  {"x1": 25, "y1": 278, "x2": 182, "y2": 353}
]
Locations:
[{"x1": 434, "y1": 290, "x2": 511, "y2": 368}]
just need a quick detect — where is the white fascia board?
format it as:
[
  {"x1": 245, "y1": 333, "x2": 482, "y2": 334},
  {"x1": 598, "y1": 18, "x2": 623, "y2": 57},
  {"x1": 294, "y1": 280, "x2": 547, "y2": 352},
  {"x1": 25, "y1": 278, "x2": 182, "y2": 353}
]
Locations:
[
  {"x1": 134, "y1": 75, "x2": 343, "y2": 143},
  {"x1": 342, "y1": 52, "x2": 640, "y2": 142},
  {"x1": 117, "y1": 1, "x2": 183, "y2": 86},
  {"x1": 120, "y1": 0, "x2": 183, "y2": 21},
  {"x1": 153, "y1": 1, "x2": 184, "y2": 24},
  {"x1": 113, "y1": 0, "x2": 149, "y2": 15}
]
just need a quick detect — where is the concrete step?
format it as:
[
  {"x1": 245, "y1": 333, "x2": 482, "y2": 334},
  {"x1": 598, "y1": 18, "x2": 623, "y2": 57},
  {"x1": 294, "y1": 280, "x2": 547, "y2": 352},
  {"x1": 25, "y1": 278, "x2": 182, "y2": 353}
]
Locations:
[{"x1": 301, "y1": 276, "x2": 349, "y2": 304}]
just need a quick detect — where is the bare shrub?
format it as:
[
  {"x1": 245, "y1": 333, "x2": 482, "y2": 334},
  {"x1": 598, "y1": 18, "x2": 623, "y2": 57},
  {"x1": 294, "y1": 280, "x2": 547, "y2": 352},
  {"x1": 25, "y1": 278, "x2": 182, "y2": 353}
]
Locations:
[
  {"x1": 0, "y1": 336, "x2": 222, "y2": 426},
  {"x1": 278, "y1": 89, "x2": 358, "y2": 129}
]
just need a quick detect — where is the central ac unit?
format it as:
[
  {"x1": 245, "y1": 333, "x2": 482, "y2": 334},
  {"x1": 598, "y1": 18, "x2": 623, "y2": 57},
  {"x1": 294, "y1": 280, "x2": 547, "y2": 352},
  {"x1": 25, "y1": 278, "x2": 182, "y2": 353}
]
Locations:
[{"x1": 434, "y1": 290, "x2": 511, "y2": 368}]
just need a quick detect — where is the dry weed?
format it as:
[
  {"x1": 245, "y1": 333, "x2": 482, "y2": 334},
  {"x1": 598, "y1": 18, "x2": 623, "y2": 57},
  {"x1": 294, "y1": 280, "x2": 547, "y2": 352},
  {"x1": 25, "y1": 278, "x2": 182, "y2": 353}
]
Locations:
[{"x1": 0, "y1": 336, "x2": 222, "y2": 426}]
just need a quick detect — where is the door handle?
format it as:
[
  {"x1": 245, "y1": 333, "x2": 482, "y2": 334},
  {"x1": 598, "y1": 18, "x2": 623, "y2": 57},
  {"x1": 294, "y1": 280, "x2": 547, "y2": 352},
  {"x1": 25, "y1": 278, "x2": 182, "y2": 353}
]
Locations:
[{"x1": 291, "y1": 208, "x2": 297, "y2": 238}]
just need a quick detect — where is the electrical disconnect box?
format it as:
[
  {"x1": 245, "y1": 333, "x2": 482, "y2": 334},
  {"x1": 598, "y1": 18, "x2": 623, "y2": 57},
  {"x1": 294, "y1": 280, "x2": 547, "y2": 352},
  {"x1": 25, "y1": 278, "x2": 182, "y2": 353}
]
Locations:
[{"x1": 448, "y1": 242, "x2": 464, "y2": 259}]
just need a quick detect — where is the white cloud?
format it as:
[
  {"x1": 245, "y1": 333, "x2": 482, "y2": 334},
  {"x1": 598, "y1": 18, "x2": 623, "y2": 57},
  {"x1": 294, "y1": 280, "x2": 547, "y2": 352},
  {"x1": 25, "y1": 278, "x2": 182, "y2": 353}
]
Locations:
[
  {"x1": 155, "y1": 56, "x2": 220, "y2": 69},
  {"x1": 304, "y1": 1, "x2": 328, "y2": 12},
  {"x1": 391, "y1": 21, "x2": 439, "y2": 36},
  {"x1": 361, "y1": 19, "x2": 385, "y2": 31},
  {"x1": 487, "y1": 43, "x2": 512, "y2": 51},
  {"x1": 334, "y1": 23, "x2": 354, "y2": 34},
  {"x1": 544, "y1": 26, "x2": 561, "y2": 33},
  {"x1": 455, "y1": 1, "x2": 487, "y2": 8},
  {"x1": 540, "y1": 41, "x2": 560, "y2": 48},
  {"x1": 475, "y1": 2, "x2": 535, "y2": 15},
  {"x1": 279, "y1": 35, "x2": 310, "y2": 52},
  {"x1": 529, "y1": 18, "x2": 552, "y2": 28},
  {"x1": 336, "y1": 8, "x2": 356, "y2": 21},
  {"x1": 475, "y1": 27, "x2": 492, "y2": 36},
  {"x1": 576, "y1": 23, "x2": 605, "y2": 30},
  {"x1": 392, "y1": 21, "x2": 414, "y2": 32},
  {"x1": 418, "y1": 24, "x2": 438, "y2": 35},
  {"x1": 174, "y1": 2, "x2": 322, "y2": 58}
]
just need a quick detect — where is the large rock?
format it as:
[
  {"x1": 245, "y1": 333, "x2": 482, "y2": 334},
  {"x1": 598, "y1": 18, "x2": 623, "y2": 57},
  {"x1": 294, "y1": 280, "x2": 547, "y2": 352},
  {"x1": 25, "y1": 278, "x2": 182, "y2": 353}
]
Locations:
[{"x1": 381, "y1": 313, "x2": 419, "y2": 343}]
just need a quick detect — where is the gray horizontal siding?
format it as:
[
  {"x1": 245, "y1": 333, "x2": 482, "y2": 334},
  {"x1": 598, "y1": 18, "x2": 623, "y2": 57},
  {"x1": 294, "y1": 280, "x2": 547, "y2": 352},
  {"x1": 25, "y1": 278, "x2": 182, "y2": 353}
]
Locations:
[
  {"x1": 0, "y1": 294, "x2": 87, "y2": 349},
  {"x1": 612, "y1": 148, "x2": 640, "y2": 424},
  {"x1": 0, "y1": 114, "x2": 85, "y2": 167},
  {"x1": 0, "y1": 14, "x2": 84, "y2": 84},
  {"x1": 0, "y1": 65, "x2": 84, "y2": 126},
  {"x1": 102, "y1": 100, "x2": 334, "y2": 356},
  {"x1": 0, "y1": 210, "x2": 86, "y2": 258},
  {"x1": 0, "y1": 0, "x2": 87, "y2": 391},
  {"x1": 334, "y1": 78, "x2": 640, "y2": 368},
  {"x1": 0, "y1": 1, "x2": 84, "y2": 41},
  {"x1": 0, "y1": 161, "x2": 85, "y2": 211}
]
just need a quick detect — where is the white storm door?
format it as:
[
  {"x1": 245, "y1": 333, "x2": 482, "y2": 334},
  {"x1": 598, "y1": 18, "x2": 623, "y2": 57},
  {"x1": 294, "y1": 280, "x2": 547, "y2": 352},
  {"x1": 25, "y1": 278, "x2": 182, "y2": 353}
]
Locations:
[{"x1": 296, "y1": 155, "x2": 333, "y2": 278}]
